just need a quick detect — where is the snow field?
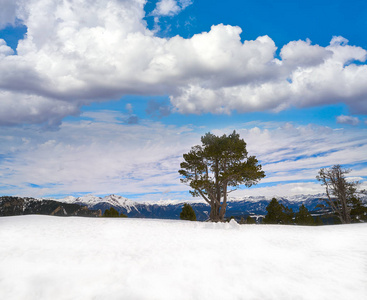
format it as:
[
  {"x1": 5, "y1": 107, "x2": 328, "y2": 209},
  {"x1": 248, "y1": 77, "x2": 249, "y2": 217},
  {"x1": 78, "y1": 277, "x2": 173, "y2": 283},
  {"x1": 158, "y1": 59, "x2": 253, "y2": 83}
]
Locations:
[{"x1": 0, "y1": 216, "x2": 366, "y2": 300}]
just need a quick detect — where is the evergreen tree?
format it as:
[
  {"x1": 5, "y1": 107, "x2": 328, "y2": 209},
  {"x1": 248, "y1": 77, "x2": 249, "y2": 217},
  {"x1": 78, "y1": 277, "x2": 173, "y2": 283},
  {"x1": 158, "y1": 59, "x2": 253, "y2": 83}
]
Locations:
[
  {"x1": 103, "y1": 208, "x2": 111, "y2": 217},
  {"x1": 103, "y1": 207, "x2": 120, "y2": 217},
  {"x1": 263, "y1": 198, "x2": 293, "y2": 224},
  {"x1": 226, "y1": 216, "x2": 235, "y2": 222},
  {"x1": 120, "y1": 212, "x2": 128, "y2": 218},
  {"x1": 180, "y1": 203, "x2": 197, "y2": 221},
  {"x1": 246, "y1": 215, "x2": 256, "y2": 224},
  {"x1": 350, "y1": 197, "x2": 367, "y2": 222},
  {"x1": 295, "y1": 204, "x2": 315, "y2": 225},
  {"x1": 283, "y1": 206, "x2": 294, "y2": 224},
  {"x1": 314, "y1": 216, "x2": 323, "y2": 226},
  {"x1": 263, "y1": 198, "x2": 283, "y2": 224}
]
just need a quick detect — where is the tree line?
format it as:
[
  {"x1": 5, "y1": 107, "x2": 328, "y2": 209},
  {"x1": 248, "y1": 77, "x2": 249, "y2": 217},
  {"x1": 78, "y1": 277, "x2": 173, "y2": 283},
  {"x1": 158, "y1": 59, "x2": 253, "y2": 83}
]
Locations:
[
  {"x1": 180, "y1": 195, "x2": 367, "y2": 225},
  {"x1": 179, "y1": 131, "x2": 367, "y2": 223}
]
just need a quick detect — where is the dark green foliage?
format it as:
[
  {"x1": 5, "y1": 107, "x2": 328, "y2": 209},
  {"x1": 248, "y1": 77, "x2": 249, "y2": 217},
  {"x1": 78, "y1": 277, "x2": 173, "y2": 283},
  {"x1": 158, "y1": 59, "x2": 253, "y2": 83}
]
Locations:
[
  {"x1": 350, "y1": 197, "x2": 367, "y2": 222},
  {"x1": 239, "y1": 217, "x2": 246, "y2": 224},
  {"x1": 314, "y1": 216, "x2": 324, "y2": 226},
  {"x1": 263, "y1": 198, "x2": 294, "y2": 225},
  {"x1": 103, "y1": 207, "x2": 127, "y2": 218},
  {"x1": 226, "y1": 216, "x2": 235, "y2": 222},
  {"x1": 318, "y1": 214, "x2": 342, "y2": 225},
  {"x1": 263, "y1": 198, "x2": 283, "y2": 224},
  {"x1": 179, "y1": 131, "x2": 265, "y2": 222},
  {"x1": 283, "y1": 206, "x2": 294, "y2": 224},
  {"x1": 0, "y1": 196, "x2": 24, "y2": 216},
  {"x1": 246, "y1": 215, "x2": 256, "y2": 224},
  {"x1": 180, "y1": 203, "x2": 197, "y2": 221},
  {"x1": 295, "y1": 204, "x2": 315, "y2": 225}
]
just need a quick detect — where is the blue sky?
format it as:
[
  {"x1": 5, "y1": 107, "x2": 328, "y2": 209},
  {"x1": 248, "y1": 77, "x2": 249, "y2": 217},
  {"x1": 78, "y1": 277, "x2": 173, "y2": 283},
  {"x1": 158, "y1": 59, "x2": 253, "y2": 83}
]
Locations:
[{"x1": 0, "y1": 0, "x2": 366, "y2": 201}]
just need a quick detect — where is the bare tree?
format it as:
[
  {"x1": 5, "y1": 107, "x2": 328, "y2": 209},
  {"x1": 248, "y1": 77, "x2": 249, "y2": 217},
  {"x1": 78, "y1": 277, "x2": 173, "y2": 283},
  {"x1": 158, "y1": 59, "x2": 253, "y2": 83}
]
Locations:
[{"x1": 316, "y1": 165, "x2": 360, "y2": 224}]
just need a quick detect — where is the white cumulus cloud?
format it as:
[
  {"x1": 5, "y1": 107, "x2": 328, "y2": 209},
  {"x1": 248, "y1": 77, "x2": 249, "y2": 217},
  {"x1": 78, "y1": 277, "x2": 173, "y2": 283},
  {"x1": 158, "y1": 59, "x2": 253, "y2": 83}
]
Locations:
[
  {"x1": 0, "y1": 0, "x2": 367, "y2": 127},
  {"x1": 336, "y1": 115, "x2": 360, "y2": 126},
  {"x1": 0, "y1": 39, "x2": 14, "y2": 56}
]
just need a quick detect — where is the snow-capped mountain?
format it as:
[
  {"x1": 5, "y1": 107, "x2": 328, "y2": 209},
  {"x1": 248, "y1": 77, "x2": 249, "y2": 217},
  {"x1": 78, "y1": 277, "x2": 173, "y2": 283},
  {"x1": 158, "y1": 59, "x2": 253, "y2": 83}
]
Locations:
[
  {"x1": 0, "y1": 194, "x2": 367, "y2": 221},
  {"x1": 54, "y1": 193, "x2": 347, "y2": 221},
  {"x1": 3, "y1": 193, "x2": 365, "y2": 221},
  {"x1": 227, "y1": 193, "x2": 327, "y2": 203},
  {"x1": 60, "y1": 194, "x2": 139, "y2": 213}
]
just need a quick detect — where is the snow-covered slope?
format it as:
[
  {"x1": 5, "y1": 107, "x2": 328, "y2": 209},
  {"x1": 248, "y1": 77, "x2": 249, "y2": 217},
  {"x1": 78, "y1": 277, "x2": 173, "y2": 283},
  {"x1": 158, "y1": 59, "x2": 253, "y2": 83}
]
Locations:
[{"x1": 0, "y1": 216, "x2": 366, "y2": 300}]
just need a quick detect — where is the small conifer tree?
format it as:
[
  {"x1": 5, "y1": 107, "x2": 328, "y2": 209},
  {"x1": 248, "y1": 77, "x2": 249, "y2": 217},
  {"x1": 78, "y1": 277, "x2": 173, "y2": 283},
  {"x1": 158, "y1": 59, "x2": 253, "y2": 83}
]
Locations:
[
  {"x1": 246, "y1": 215, "x2": 256, "y2": 224},
  {"x1": 350, "y1": 197, "x2": 367, "y2": 222},
  {"x1": 103, "y1": 207, "x2": 120, "y2": 217},
  {"x1": 263, "y1": 198, "x2": 293, "y2": 224},
  {"x1": 295, "y1": 204, "x2": 314, "y2": 225},
  {"x1": 103, "y1": 208, "x2": 110, "y2": 217},
  {"x1": 283, "y1": 206, "x2": 294, "y2": 224},
  {"x1": 314, "y1": 216, "x2": 323, "y2": 226},
  {"x1": 239, "y1": 217, "x2": 246, "y2": 224},
  {"x1": 180, "y1": 203, "x2": 197, "y2": 221}
]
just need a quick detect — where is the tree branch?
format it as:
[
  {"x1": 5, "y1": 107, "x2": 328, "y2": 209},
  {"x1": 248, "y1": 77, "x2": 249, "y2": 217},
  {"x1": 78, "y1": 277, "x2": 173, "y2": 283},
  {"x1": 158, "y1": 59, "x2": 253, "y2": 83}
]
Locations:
[{"x1": 197, "y1": 189, "x2": 211, "y2": 205}]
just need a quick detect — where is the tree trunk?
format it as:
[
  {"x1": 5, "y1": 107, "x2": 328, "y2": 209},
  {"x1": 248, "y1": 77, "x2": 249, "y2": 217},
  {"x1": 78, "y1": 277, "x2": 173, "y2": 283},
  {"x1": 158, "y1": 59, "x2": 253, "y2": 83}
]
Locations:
[
  {"x1": 341, "y1": 205, "x2": 351, "y2": 224},
  {"x1": 218, "y1": 184, "x2": 228, "y2": 221},
  {"x1": 218, "y1": 203, "x2": 227, "y2": 222},
  {"x1": 338, "y1": 182, "x2": 351, "y2": 224},
  {"x1": 209, "y1": 201, "x2": 221, "y2": 222}
]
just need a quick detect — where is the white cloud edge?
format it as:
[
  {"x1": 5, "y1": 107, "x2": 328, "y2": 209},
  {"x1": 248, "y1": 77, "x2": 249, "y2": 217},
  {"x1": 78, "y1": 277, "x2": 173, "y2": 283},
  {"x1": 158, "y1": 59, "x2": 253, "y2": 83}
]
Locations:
[
  {"x1": 336, "y1": 115, "x2": 360, "y2": 126},
  {"x1": 151, "y1": 0, "x2": 193, "y2": 17}
]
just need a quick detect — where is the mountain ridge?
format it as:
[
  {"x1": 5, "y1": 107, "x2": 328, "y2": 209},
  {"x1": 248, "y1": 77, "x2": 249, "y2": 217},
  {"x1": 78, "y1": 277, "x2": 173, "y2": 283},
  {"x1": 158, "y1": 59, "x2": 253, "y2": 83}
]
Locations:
[
  {"x1": 54, "y1": 193, "x2": 366, "y2": 221},
  {"x1": 2, "y1": 193, "x2": 366, "y2": 221}
]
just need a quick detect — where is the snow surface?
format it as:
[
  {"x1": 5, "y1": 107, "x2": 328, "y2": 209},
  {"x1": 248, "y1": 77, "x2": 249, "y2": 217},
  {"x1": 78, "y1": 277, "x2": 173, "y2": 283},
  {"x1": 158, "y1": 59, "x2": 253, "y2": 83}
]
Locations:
[{"x1": 1, "y1": 216, "x2": 366, "y2": 300}]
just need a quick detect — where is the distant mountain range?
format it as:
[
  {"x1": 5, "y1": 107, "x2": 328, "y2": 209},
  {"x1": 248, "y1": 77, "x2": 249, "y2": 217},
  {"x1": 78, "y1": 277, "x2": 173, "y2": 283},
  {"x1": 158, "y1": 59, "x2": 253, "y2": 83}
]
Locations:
[
  {"x1": 54, "y1": 193, "x2": 358, "y2": 221},
  {"x1": 1, "y1": 194, "x2": 366, "y2": 221}
]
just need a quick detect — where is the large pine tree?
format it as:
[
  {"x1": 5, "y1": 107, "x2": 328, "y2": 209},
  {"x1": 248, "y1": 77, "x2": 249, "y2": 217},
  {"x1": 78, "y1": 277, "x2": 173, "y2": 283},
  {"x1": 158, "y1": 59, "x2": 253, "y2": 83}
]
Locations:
[{"x1": 179, "y1": 131, "x2": 265, "y2": 222}]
